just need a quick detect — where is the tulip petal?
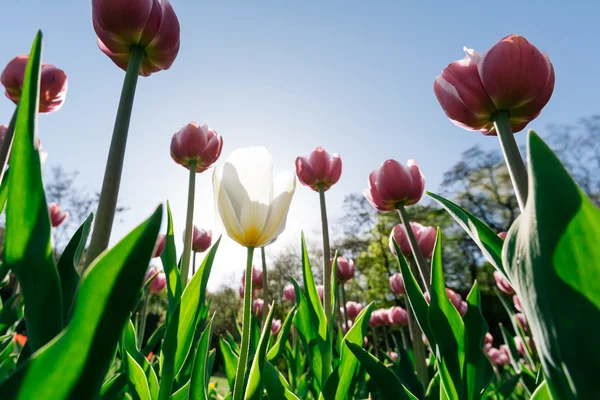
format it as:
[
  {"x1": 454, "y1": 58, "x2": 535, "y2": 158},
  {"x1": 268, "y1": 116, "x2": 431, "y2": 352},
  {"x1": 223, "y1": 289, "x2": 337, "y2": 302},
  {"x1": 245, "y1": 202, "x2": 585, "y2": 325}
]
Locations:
[
  {"x1": 434, "y1": 75, "x2": 491, "y2": 131},
  {"x1": 256, "y1": 170, "x2": 296, "y2": 247},
  {"x1": 327, "y1": 154, "x2": 342, "y2": 187},
  {"x1": 144, "y1": 0, "x2": 180, "y2": 72},
  {"x1": 213, "y1": 165, "x2": 246, "y2": 245},
  {"x1": 295, "y1": 156, "x2": 317, "y2": 189}
]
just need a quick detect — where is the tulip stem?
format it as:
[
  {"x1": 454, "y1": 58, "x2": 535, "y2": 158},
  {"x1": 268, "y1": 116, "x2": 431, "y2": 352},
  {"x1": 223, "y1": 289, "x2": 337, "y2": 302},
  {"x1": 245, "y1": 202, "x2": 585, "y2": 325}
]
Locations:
[
  {"x1": 493, "y1": 110, "x2": 528, "y2": 211},
  {"x1": 407, "y1": 306, "x2": 429, "y2": 384},
  {"x1": 232, "y1": 246, "x2": 255, "y2": 400},
  {"x1": 192, "y1": 252, "x2": 197, "y2": 276},
  {"x1": 397, "y1": 206, "x2": 430, "y2": 290},
  {"x1": 261, "y1": 247, "x2": 269, "y2": 328},
  {"x1": 0, "y1": 110, "x2": 17, "y2": 185},
  {"x1": 83, "y1": 46, "x2": 144, "y2": 270},
  {"x1": 318, "y1": 184, "x2": 333, "y2": 331},
  {"x1": 180, "y1": 161, "x2": 197, "y2": 287},
  {"x1": 340, "y1": 283, "x2": 349, "y2": 331}
]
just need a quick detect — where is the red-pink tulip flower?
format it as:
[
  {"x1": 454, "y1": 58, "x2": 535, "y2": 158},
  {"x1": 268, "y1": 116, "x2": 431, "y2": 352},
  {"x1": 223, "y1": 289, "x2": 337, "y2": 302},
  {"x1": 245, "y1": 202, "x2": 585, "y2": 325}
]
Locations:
[
  {"x1": 424, "y1": 288, "x2": 463, "y2": 312},
  {"x1": 253, "y1": 299, "x2": 264, "y2": 316},
  {"x1": 493, "y1": 271, "x2": 515, "y2": 295},
  {"x1": 341, "y1": 320, "x2": 353, "y2": 334},
  {"x1": 458, "y1": 301, "x2": 468, "y2": 317},
  {"x1": 191, "y1": 226, "x2": 212, "y2": 253},
  {"x1": 498, "y1": 231, "x2": 507, "y2": 240},
  {"x1": 145, "y1": 266, "x2": 167, "y2": 294},
  {"x1": 516, "y1": 313, "x2": 528, "y2": 331},
  {"x1": 364, "y1": 159, "x2": 425, "y2": 211},
  {"x1": 171, "y1": 122, "x2": 223, "y2": 173},
  {"x1": 316, "y1": 285, "x2": 324, "y2": 304},
  {"x1": 1, "y1": 55, "x2": 68, "y2": 113},
  {"x1": 153, "y1": 234, "x2": 166, "y2": 258},
  {"x1": 295, "y1": 147, "x2": 342, "y2": 192},
  {"x1": 336, "y1": 257, "x2": 355, "y2": 283},
  {"x1": 346, "y1": 301, "x2": 364, "y2": 320},
  {"x1": 483, "y1": 333, "x2": 494, "y2": 352},
  {"x1": 92, "y1": 0, "x2": 180, "y2": 76},
  {"x1": 238, "y1": 284, "x2": 245, "y2": 299},
  {"x1": 389, "y1": 273, "x2": 406, "y2": 296},
  {"x1": 48, "y1": 203, "x2": 68, "y2": 228},
  {"x1": 283, "y1": 284, "x2": 296, "y2": 302},
  {"x1": 387, "y1": 306, "x2": 408, "y2": 325},
  {"x1": 434, "y1": 35, "x2": 554, "y2": 135},
  {"x1": 271, "y1": 319, "x2": 282, "y2": 335},
  {"x1": 487, "y1": 346, "x2": 509, "y2": 366},
  {"x1": 389, "y1": 222, "x2": 437, "y2": 259},
  {"x1": 514, "y1": 336, "x2": 534, "y2": 356},
  {"x1": 369, "y1": 309, "x2": 388, "y2": 327},
  {"x1": 388, "y1": 352, "x2": 398, "y2": 363},
  {"x1": 513, "y1": 295, "x2": 522, "y2": 312},
  {"x1": 240, "y1": 266, "x2": 263, "y2": 290}
]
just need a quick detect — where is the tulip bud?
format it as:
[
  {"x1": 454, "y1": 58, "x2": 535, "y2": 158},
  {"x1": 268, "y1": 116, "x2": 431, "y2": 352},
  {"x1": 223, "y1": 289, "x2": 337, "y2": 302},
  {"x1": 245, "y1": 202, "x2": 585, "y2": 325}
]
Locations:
[
  {"x1": 388, "y1": 352, "x2": 398, "y2": 363},
  {"x1": 92, "y1": 0, "x2": 181, "y2": 76},
  {"x1": 48, "y1": 203, "x2": 68, "y2": 227},
  {"x1": 283, "y1": 284, "x2": 296, "y2": 302},
  {"x1": 316, "y1": 285, "x2": 324, "y2": 304},
  {"x1": 252, "y1": 299, "x2": 264, "y2": 316},
  {"x1": 389, "y1": 222, "x2": 437, "y2": 259},
  {"x1": 514, "y1": 336, "x2": 532, "y2": 356},
  {"x1": 341, "y1": 320, "x2": 353, "y2": 334},
  {"x1": 364, "y1": 159, "x2": 425, "y2": 211},
  {"x1": 0, "y1": 125, "x2": 7, "y2": 148},
  {"x1": 513, "y1": 295, "x2": 522, "y2": 312},
  {"x1": 295, "y1": 147, "x2": 342, "y2": 192},
  {"x1": 487, "y1": 346, "x2": 509, "y2": 366},
  {"x1": 191, "y1": 226, "x2": 212, "y2": 253},
  {"x1": 145, "y1": 266, "x2": 167, "y2": 294},
  {"x1": 389, "y1": 273, "x2": 406, "y2": 296},
  {"x1": 483, "y1": 332, "x2": 494, "y2": 352},
  {"x1": 1, "y1": 55, "x2": 68, "y2": 113},
  {"x1": 516, "y1": 313, "x2": 528, "y2": 331},
  {"x1": 369, "y1": 309, "x2": 387, "y2": 327},
  {"x1": 240, "y1": 266, "x2": 263, "y2": 290},
  {"x1": 171, "y1": 122, "x2": 223, "y2": 173},
  {"x1": 346, "y1": 301, "x2": 364, "y2": 320},
  {"x1": 238, "y1": 284, "x2": 245, "y2": 299},
  {"x1": 434, "y1": 35, "x2": 555, "y2": 135},
  {"x1": 336, "y1": 256, "x2": 355, "y2": 283},
  {"x1": 271, "y1": 319, "x2": 282, "y2": 335},
  {"x1": 458, "y1": 301, "x2": 468, "y2": 317},
  {"x1": 424, "y1": 288, "x2": 463, "y2": 312},
  {"x1": 498, "y1": 232, "x2": 507, "y2": 240},
  {"x1": 153, "y1": 234, "x2": 166, "y2": 258},
  {"x1": 493, "y1": 271, "x2": 515, "y2": 295},
  {"x1": 387, "y1": 306, "x2": 408, "y2": 325}
]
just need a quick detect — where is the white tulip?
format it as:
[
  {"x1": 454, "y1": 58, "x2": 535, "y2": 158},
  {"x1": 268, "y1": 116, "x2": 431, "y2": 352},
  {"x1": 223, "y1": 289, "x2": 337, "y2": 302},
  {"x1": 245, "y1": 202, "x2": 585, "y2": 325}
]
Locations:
[{"x1": 213, "y1": 146, "x2": 296, "y2": 248}]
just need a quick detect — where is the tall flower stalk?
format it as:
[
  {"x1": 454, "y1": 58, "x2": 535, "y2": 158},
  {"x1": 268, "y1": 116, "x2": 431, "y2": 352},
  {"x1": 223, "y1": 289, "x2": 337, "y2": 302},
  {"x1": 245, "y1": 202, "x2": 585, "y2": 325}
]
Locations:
[
  {"x1": 261, "y1": 247, "x2": 270, "y2": 327},
  {"x1": 180, "y1": 160, "x2": 197, "y2": 286},
  {"x1": 318, "y1": 183, "x2": 333, "y2": 328}
]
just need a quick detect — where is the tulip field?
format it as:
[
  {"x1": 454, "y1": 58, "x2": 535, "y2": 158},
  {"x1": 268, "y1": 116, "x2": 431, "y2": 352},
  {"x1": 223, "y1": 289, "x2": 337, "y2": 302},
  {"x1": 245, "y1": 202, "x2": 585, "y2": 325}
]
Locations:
[{"x1": 0, "y1": 1, "x2": 598, "y2": 400}]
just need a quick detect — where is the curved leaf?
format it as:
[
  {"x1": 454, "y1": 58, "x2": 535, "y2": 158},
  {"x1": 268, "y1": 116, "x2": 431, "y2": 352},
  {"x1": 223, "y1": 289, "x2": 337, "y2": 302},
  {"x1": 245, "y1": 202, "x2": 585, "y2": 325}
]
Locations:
[
  {"x1": 189, "y1": 319, "x2": 214, "y2": 399},
  {"x1": 263, "y1": 361, "x2": 300, "y2": 400},
  {"x1": 244, "y1": 302, "x2": 275, "y2": 400},
  {"x1": 161, "y1": 202, "x2": 182, "y2": 318},
  {"x1": 219, "y1": 336, "x2": 238, "y2": 391},
  {"x1": 267, "y1": 306, "x2": 296, "y2": 361},
  {"x1": 126, "y1": 352, "x2": 152, "y2": 400}
]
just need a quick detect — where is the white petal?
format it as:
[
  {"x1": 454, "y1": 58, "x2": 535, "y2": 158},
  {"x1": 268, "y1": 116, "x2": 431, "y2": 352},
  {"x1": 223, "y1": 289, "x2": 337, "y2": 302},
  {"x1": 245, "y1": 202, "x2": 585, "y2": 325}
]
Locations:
[
  {"x1": 213, "y1": 165, "x2": 247, "y2": 245},
  {"x1": 256, "y1": 170, "x2": 296, "y2": 247}
]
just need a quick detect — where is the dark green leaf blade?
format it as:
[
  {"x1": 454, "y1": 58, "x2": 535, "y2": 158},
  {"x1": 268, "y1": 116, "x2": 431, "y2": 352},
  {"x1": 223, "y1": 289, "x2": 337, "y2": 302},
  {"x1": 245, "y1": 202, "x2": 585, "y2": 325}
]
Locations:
[
  {"x1": 244, "y1": 302, "x2": 275, "y2": 400},
  {"x1": 219, "y1": 336, "x2": 239, "y2": 392},
  {"x1": 161, "y1": 201, "x2": 183, "y2": 318},
  {"x1": 189, "y1": 318, "x2": 214, "y2": 400},
  {"x1": 267, "y1": 306, "x2": 296, "y2": 362}
]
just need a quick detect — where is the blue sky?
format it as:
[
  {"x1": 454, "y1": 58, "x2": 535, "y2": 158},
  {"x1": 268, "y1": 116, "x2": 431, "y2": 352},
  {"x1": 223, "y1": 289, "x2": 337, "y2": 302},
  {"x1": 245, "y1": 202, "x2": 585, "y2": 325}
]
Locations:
[{"x1": 1, "y1": 1, "x2": 599, "y2": 289}]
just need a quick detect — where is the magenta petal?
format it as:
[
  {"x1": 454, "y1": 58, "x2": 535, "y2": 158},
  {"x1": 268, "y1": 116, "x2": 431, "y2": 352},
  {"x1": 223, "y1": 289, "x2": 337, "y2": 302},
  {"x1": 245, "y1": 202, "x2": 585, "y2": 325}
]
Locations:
[
  {"x1": 296, "y1": 156, "x2": 318, "y2": 189},
  {"x1": 327, "y1": 155, "x2": 342, "y2": 187}
]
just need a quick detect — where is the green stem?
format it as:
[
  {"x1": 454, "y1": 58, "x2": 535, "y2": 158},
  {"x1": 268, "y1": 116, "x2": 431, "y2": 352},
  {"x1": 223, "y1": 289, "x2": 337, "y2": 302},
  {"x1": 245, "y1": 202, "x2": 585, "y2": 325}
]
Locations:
[
  {"x1": 83, "y1": 46, "x2": 144, "y2": 270},
  {"x1": 397, "y1": 206, "x2": 430, "y2": 290},
  {"x1": 137, "y1": 290, "x2": 150, "y2": 346},
  {"x1": 180, "y1": 161, "x2": 197, "y2": 287},
  {"x1": 232, "y1": 247, "x2": 255, "y2": 400},
  {"x1": 318, "y1": 184, "x2": 333, "y2": 330},
  {"x1": 340, "y1": 283, "x2": 349, "y2": 331},
  {"x1": 407, "y1": 306, "x2": 429, "y2": 384},
  {"x1": 0, "y1": 110, "x2": 17, "y2": 185},
  {"x1": 400, "y1": 328, "x2": 408, "y2": 350},
  {"x1": 493, "y1": 110, "x2": 528, "y2": 211},
  {"x1": 192, "y1": 251, "x2": 197, "y2": 276},
  {"x1": 383, "y1": 325, "x2": 392, "y2": 354},
  {"x1": 261, "y1": 247, "x2": 269, "y2": 328}
]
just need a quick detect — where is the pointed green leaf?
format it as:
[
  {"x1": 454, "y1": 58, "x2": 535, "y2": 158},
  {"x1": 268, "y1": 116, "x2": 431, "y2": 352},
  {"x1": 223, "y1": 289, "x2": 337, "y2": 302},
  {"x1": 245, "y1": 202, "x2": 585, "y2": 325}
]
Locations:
[
  {"x1": 0, "y1": 168, "x2": 10, "y2": 215},
  {"x1": 125, "y1": 352, "x2": 152, "y2": 400},
  {"x1": 170, "y1": 381, "x2": 190, "y2": 400},
  {"x1": 300, "y1": 233, "x2": 327, "y2": 339},
  {"x1": 101, "y1": 373, "x2": 127, "y2": 399},
  {"x1": 244, "y1": 302, "x2": 275, "y2": 400},
  {"x1": 267, "y1": 306, "x2": 296, "y2": 361},
  {"x1": 189, "y1": 318, "x2": 214, "y2": 399},
  {"x1": 161, "y1": 202, "x2": 183, "y2": 318},
  {"x1": 263, "y1": 361, "x2": 301, "y2": 400},
  {"x1": 122, "y1": 320, "x2": 159, "y2": 399},
  {"x1": 530, "y1": 381, "x2": 552, "y2": 400},
  {"x1": 219, "y1": 336, "x2": 239, "y2": 391}
]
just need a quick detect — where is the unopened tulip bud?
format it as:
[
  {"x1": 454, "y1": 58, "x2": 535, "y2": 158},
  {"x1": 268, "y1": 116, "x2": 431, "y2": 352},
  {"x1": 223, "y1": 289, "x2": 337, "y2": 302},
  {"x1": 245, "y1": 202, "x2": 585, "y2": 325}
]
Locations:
[
  {"x1": 513, "y1": 295, "x2": 522, "y2": 312},
  {"x1": 369, "y1": 309, "x2": 387, "y2": 327},
  {"x1": 434, "y1": 35, "x2": 554, "y2": 135},
  {"x1": 364, "y1": 159, "x2": 425, "y2": 211},
  {"x1": 171, "y1": 122, "x2": 223, "y2": 173},
  {"x1": 388, "y1": 352, "x2": 398, "y2": 363},
  {"x1": 92, "y1": 0, "x2": 180, "y2": 76},
  {"x1": 253, "y1": 299, "x2": 264, "y2": 316},
  {"x1": 494, "y1": 271, "x2": 515, "y2": 295},
  {"x1": 316, "y1": 285, "x2": 324, "y2": 304},
  {"x1": 458, "y1": 301, "x2": 468, "y2": 316},
  {"x1": 483, "y1": 332, "x2": 494, "y2": 352},
  {"x1": 1, "y1": 55, "x2": 68, "y2": 113},
  {"x1": 498, "y1": 232, "x2": 507, "y2": 240},
  {"x1": 271, "y1": 319, "x2": 282, "y2": 335},
  {"x1": 515, "y1": 313, "x2": 528, "y2": 331},
  {"x1": 238, "y1": 284, "x2": 245, "y2": 299},
  {"x1": 240, "y1": 266, "x2": 263, "y2": 290},
  {"x1": 145, "y1": 266, "x2": 167, "y2": 294},
  {"x1": 387, "y1": 306, "x2": 408, "y2": 325},
  {"x1": 283, "y1": 284, "x2": 296, "y2": 302},
  {"x1": 336, "y1": 256, "x2": 355, "y2": 283},
  {"x1": 153, "y1": 234, "x2": 166, "y2": 258},
  {"x1": 342, "y1": 320, "x2": 353, "y2": 334},
  {"x1": 346, "y1": 301, "x2": 363, "y2": 319},
  {"x1": 191, "y1": 226, "x2": 212, "y2": 253},
  {"x1": 424, "y1": 288, "x2": 463, "y2": 312},
  {"x1": 295, "y1": 147, "x2": 342, "y2": 192},
  {"x1": 48, "y1": 203, "x2": 68, "y2": 227},
  {"x1": 389, "y1": 273, "x2": 406, "y2": 296},
  {"x1": 389, "y1": 222, "x2": 437, "y2": 259}
]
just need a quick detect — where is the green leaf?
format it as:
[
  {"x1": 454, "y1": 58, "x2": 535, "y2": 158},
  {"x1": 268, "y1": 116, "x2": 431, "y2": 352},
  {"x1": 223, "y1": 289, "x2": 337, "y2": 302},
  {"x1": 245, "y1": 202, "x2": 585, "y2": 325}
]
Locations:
[
  {"x1": 530, "y1": 381, "x2": 552, "y2": 400},
  {"x1": 189, "y1": 318, "x2": 214, "y2": 399},
  {"x1": 101, "y1": 373, "x2": 127, "y2": 399},
  {"x1": 3, "y1": 31, "x2": 63, "y2": 353},
  {"x1": 427, "y1": 191, "x2": 506, "y2": 277},
  {"x1": 267, "y1": 306, "x2": 296, "y2": 361},
  {"x1": 263, "y1": 361, "x2": 300, "y2": 400},
  {"x1": 495, "y1": 291, "x2": 536, "y2": 367},
  {"x1": 0, "y1": 168, "x2": 10, "y2": 215},
  {"x1": 428, "y1": 228, "x2": 465, "y2": 400},
  {"x1": 170, "y1": 381, "x2": 190, "y2": 400},
  {"x1": 0, "y1": 205, "x2": 163, "y2": 398},
  {"x1": 346, "y1": 341, "x2": 417, "y2": 400},
  {"x1": 300, "y1": 233, "x2": 327, "y2": 340},
  {"x1": 159, "y1": 237, "x2": 221, "y2": 399},
  {"x1": 57, "y1": 213, "x2": 93, "y2": 320},
  {"x1": 503, "y1": 131, "x2": 600, "y2": 399},
  {"x1": 161, "y1": 202, "x2": 183, "y2": 318},
  {"x1": 219, "y1": 336, "x2": 239, "y2": 391},
  {"x1": 142, "y1": 323, "x2": 166, "y2": 357},
  {"x1": 0, "y1": 295, "x2": 22, "y2": 335},
  {"x1": 244, "y1": 303, "x2": 275, "y2": 400},
  {"x1": 424, "y1": 372, "x2": 440, "y2": 400},
  {"x1": 392, "y1": 338, "x2": 424, "y2": 399},
  {"x1": 122, "y1": 320, "x2": 159, "y2": 399},
  {"x1": 125, "y1": 352, "x2": 152, "y2": 400}
]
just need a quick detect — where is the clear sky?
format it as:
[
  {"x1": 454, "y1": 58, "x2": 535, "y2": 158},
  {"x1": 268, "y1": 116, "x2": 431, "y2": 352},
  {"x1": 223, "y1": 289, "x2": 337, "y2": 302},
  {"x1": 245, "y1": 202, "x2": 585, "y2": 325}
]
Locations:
[{"x1": 1, "y1": 1, "x2": 599, "y2": 290}]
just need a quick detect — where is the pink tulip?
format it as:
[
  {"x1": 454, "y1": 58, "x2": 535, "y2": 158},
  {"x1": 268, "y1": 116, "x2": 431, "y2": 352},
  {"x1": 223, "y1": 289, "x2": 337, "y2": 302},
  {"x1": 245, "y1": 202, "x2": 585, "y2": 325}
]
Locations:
[
  {"x1": 434, "y1": 35, "x2": 554, "y2": 135},
  {"x1": 388, "y1": 352, "x2": 398, "y2": 363},
  {"x1": 171, "y1": 122, "x2": 223, "y2": 173},
  {"x1": 369, "y1": 309, "x2": 388, "y2": 327},
  {"x1": 364, "y1": 159, "x2": 425, "y2": 211},
  {"x1": 387, "y1": 306, "x2": 408, "y2": 325},
  {"x1": 487, "y1": 346, "x2": 510, "y2": 366},
  {"x1": 341, "y1": 320, "x2": 353, "y2": 334},
  {"x1": 483, "y1": 332, "x2": 494, "y2": 352},
  {"x1": 1, "y1": 55, "x2": 68, "y2": 113},
  {"x1": 283, "y1": 284, "x2": 296, "y2": 302},
  {"x1": 48, "y1": 203, "x2": 68, "y2": 228},
  {"x1": 498, "y1": 232, "x2": 507, "y2": 240},
  {"x1": 271, "y1": 319, "x2": 282, "y2": 335},
  {"x1": 513, "y1": 295, "x2": 522, "y2": 312},
  {"x1": 346, "y1": 301, "x2": 364, "y2": 319},
  {"x1": 424, "y1": 288, "x2": 463, "y2": 312},
  {"x1": 493, "y1": 271, "x2": 515, "y2": 295},
  {"x1": 240, "y1": 266, "x2": 263, "y2": 290},
  {"x1": 153, "y1": 234, "x2": 166, "y2": 258},
  {"x1": 295, "y1": 147, "x2": 342, "y2": 192},
  {"x1": 145, "y1": 266, "x2": 167, "y2": 294},
  {"x1": 191, "y1": 226, "x2": 212, "y2": 253},
  {"x1": 238, "y1": 284, "x2": 245, "y2": 299},
  {"x1": 389, "y1": 222, "x2": 437, "y2": 259},
  {"x1": 516, "y1": 313, "x2": 528, "y2": 331},
  {"x1": 389, "y1": 273, "x2": 406, "y2": 296},
  {"x1": 458, "y1": 301, "x2": 468, "y2": 316},
  {"x1": 514, "y1": 335, "x2": 534, "y2": 356},
  {"x1": 336, "y1": 257, "x2": 355, "y2": 283},
  {"x1": 92, "y1": 0, "x2": 180, "y2": 76},
  {"x1": 253, "y1": 299, "x2": 264, "y2": 316},
  {"x1": 316, "y1": 285, "x2": 324, "y2": 304}
]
